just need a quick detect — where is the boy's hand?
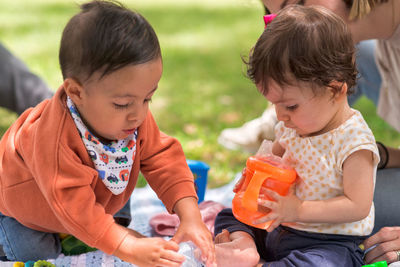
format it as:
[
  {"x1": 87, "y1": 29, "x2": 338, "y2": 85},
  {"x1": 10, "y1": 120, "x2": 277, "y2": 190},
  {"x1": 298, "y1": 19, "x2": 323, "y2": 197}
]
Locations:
[
  {"x1": 114, "y1": 233, "x2": 185, "y2": 267},
  {"x1": 172, "y1": 197, "x2": 217, "y2": 267},
  {"x1": 173, "y1": 217, "x2": 216, "y2": 266},
  {"x1": 253, "y1": 184, "x2": 302, "y2": 232}
]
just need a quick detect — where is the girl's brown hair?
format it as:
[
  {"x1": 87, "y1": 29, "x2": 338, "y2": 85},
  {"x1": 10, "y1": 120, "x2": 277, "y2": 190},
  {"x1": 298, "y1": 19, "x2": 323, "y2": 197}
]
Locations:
[{"x1": 246, "y1": 5, "x2": 357, "y2": 96}]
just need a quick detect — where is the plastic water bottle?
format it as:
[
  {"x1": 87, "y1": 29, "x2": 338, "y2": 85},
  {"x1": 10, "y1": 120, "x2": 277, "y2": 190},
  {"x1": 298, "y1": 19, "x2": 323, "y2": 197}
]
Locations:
[{"x1": 178, "y1": 241, "x2": 204, "y2": 267}]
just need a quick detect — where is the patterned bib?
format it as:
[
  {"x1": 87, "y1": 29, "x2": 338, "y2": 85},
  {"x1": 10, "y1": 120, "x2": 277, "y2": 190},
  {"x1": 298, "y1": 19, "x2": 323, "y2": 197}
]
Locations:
[{"x1": 67, "y1": 97, "x2": 137, "y2": 195}]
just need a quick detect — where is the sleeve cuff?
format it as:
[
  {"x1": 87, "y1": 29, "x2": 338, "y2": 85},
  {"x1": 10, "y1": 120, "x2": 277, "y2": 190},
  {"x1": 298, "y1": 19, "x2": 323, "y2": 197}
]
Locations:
[
  {"x1": 161, "y1": 181, "x2": 198, "y2": 213},
  {"x1": 93, "y1": 222, "x2": 130, "y2": 255}
]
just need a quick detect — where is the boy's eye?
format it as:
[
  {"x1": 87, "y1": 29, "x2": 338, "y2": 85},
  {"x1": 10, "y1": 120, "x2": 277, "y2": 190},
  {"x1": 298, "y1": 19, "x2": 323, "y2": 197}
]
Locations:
[
  {"x1": 286, "y1": 104, "x2": 298, "y2": 111},
  {"x1": 113, "y1": 103, "x2": 129, "y2": 109}
]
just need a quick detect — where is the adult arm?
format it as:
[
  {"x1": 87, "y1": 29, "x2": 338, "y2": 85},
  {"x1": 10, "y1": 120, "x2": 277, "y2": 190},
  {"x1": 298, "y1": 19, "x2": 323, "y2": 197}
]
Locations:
[
  {"x1": 363, "y1": 167, "x2": 400, "y2": 264},
  {"x1": 349, "y1": 0, "x2": 400, "y2": 43},
  {"x1": 0, "y1": 42, "x2": 53, "y2": 114}
]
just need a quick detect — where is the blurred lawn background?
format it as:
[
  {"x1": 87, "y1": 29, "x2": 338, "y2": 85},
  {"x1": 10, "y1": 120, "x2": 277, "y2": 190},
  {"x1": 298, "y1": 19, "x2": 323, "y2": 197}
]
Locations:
[{"x1": 0, "y1": 0, "x2": 399, "y2": 188}]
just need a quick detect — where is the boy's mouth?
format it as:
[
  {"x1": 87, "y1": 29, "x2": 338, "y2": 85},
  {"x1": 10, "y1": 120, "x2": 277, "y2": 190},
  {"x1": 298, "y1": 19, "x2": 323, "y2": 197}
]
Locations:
[{"x1": 123, "y1": 128, "x2": 136, "y2": 135}]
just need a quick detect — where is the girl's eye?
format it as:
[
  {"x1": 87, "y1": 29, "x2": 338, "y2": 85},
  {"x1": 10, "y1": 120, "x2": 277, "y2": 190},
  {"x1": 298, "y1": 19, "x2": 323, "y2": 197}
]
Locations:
[
  {"x1": 286, "y1": 104, "x2": 298, "y2": 111},
  {"x1": 113, "y1": 103, "x2": 130, "y2": 109},
  {"x1": 145, "y1": 98, "x2": 152, "y2": 103}
]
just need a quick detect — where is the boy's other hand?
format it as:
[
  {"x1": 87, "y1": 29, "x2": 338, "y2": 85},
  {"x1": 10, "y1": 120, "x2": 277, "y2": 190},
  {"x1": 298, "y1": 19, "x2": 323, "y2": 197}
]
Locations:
[
  {"x1": 173, "y1": 219, "x2": 216, "y2": 267},
  {"x1": 114, "y1": 233, "x2": 185, "y2": 267},
  {"x1": 172, "y1": 197, "x2": 216, "y2": 267}
]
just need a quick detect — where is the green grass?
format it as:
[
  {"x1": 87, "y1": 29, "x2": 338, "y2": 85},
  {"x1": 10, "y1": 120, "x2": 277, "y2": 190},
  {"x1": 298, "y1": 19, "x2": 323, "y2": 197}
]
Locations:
[{"x1": 1, "y1": 0, "x2": 399, "y2": 188}]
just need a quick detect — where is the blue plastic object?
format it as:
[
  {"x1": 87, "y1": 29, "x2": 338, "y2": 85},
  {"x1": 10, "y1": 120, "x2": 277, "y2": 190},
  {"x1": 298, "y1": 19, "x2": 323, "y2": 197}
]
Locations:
[{"x1": 186, "y1": 160, "x2": 209, "y2": 203}]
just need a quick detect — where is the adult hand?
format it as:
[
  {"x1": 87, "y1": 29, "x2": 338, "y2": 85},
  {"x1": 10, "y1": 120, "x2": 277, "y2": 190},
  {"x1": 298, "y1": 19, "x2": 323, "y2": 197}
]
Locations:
[{"x1": 363, "y1": 227, "x2": 400, "y2": 264}]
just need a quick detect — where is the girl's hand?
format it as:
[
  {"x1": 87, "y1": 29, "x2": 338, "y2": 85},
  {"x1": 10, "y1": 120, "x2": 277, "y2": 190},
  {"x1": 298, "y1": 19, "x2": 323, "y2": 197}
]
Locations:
[
  {"x1": 172, "y1": 218, "x2": 216, "y2": 267},
  {"x1": 214, "y1": 229, "x2": 231, "y2": 244},
  {"x1": 233, "y1": 168, "x2": 246, "y2": 193},
  {"x1": 363, "y1": 227, "x2": 400, "y2": 264},
  {"x1": 253, "y1": 184, "x2": 302, "y2": 232},
  {"x1": 114, "y1": 234, "x2": 185, "y2": 267}
]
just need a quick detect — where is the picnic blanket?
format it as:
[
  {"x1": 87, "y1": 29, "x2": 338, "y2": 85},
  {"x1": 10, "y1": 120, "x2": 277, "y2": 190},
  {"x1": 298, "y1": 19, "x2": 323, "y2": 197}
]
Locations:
[
  {"x1": 2, "y1": 175, "x2": 238, "y2": 267},
  {"x1": 5, "y1": 174, "x2": 398, "y2": 267}
]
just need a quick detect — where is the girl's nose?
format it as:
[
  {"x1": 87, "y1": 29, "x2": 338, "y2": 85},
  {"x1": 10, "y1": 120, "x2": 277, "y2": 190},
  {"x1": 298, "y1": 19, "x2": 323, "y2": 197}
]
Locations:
[{"x1": 275, "y1": 106, "x2": 289, "y2": 122}]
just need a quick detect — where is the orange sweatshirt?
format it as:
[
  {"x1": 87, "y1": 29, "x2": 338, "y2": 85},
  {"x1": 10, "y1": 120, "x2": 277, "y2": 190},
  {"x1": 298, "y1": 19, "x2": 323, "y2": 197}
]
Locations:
[{"x1": 0, "y1": 87, "x2": 197, "y2": 255}]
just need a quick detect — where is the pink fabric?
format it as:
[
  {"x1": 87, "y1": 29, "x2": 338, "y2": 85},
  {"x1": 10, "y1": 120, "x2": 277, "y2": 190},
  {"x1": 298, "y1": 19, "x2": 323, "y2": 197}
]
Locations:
[{"x1": 149, "y1": 201, "x2": 226, "y2": 236}]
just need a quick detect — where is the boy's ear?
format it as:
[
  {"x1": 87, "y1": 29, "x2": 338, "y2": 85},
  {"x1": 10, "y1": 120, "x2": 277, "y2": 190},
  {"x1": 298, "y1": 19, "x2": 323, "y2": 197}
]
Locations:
[{"x1": 63, "y1": 78, "x2": 84, "y2": 105}]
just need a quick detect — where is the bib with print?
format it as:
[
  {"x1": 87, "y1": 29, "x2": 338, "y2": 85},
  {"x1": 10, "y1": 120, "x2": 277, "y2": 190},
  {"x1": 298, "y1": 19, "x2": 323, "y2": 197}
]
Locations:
[{"x1": 67, "y1": 97, "x2": 137, "y2": 195}]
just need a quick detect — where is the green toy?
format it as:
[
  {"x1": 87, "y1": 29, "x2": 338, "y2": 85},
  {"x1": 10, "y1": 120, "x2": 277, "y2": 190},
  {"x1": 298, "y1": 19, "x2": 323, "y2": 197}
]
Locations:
[
  {"x1": 33, "y1": 260, "x2": 55, "y2": 267},
  {"x1": 362, "y1": 260, "x2": 388, "y2": 267},
  {"x1": 61, "y1": 234, "x2": 97, "y2": 256},
  {"x1": 13, "y1": 260, "x2": 55, "y2": 267}
]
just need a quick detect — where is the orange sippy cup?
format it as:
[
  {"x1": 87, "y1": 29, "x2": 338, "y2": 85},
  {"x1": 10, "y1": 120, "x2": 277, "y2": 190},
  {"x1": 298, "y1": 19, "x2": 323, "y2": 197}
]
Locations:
[{"x1": 232, "y1": 155, "x2": 297, "y2": 229}]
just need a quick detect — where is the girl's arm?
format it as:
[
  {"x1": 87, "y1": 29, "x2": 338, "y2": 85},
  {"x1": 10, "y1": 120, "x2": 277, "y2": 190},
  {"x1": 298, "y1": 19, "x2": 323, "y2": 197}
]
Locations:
[
  {"x1": 296, "y1": 149, "x2": 375, "y2": 223},
  {"x1": 256, "y1": 149, "x2": 375, "y2": 231}
]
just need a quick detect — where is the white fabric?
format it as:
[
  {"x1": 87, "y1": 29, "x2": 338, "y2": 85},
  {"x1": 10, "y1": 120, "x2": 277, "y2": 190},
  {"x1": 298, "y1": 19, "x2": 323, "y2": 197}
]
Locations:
[
  {"x1": 276, "y1": 109, "x2": 379, "y2": 235},
  {"x1": 376, "y1": 24, "x2": 400, "y2": 132},
  {"x1": 67, "y1": 97, "x2": 137, "y2": 195}
]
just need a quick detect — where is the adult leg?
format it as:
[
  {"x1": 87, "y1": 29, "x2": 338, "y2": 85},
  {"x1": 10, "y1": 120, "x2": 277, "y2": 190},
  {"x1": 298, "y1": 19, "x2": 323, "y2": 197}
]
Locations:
[
  {"x1": 217, "y1": 106, "x2": 277, "y2": 153},
  {"x1": 348, "y1": 39, "x2": 382, "y2": 106},
  {"x1": 0, "y1": 42, "x2": 53, "y2": 114},
  {"x1": 372, "y1": 168, "x2": 400, "y2": 234},
  {"x1": 0, "y1": 213, "x2": 61, "y2": 261}
]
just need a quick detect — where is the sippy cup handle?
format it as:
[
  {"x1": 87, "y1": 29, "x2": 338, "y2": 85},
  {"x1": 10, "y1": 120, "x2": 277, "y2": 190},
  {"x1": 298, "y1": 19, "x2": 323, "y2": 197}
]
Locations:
[{"x1": 242, "y1": 170, "x2": 270, "y2": 212}]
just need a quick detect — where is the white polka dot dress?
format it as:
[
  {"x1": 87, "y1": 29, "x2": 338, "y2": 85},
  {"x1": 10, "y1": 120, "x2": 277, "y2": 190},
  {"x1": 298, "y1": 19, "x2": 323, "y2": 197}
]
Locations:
[{"x1": 277, "y1": 109, "x2": 379, "y2": 235}]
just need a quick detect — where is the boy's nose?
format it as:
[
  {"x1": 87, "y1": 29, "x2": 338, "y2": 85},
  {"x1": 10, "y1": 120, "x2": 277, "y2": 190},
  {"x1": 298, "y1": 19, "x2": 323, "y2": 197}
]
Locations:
[
  {"x1": 127, "y1": 111, "x2": 139, "y2": 122},
  {"x1": 127, "y1": 107, "x2": 147, "y2": 123}
]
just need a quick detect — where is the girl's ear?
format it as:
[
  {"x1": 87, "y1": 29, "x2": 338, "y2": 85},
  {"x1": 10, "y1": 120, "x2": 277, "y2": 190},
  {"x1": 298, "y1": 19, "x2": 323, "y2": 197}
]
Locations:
[
  {"x1": 339, "y1": 82, "x2": 348, "y2": 95},
  {"x1": 329, "y1": 81, "x2": 348, "y2": 100},
  {"x1": 63, "y1": 78, "x2": 84, "y2": 105}
]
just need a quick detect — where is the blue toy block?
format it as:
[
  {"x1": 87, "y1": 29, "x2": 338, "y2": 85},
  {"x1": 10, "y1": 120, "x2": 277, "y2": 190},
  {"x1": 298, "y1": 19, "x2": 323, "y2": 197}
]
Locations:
[{"x1": 186, "y1": 160, "x2": 209, "y2": 203}]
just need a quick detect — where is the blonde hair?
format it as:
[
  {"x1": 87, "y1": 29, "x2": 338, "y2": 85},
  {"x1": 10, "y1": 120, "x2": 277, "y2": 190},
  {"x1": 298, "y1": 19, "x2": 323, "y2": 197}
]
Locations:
[{"x1": 349, "y1": 0, "x2": 388, "y2": 19}]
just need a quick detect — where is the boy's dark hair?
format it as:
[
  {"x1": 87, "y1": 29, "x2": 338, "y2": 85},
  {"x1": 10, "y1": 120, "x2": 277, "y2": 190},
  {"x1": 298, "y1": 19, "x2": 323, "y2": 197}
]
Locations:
[
  {"x1": 247, "y1": 5, "x2": 357, "y2": 96},
  {"x1": 59, "y1": 0, "x2": 161, "y2": 83}
]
